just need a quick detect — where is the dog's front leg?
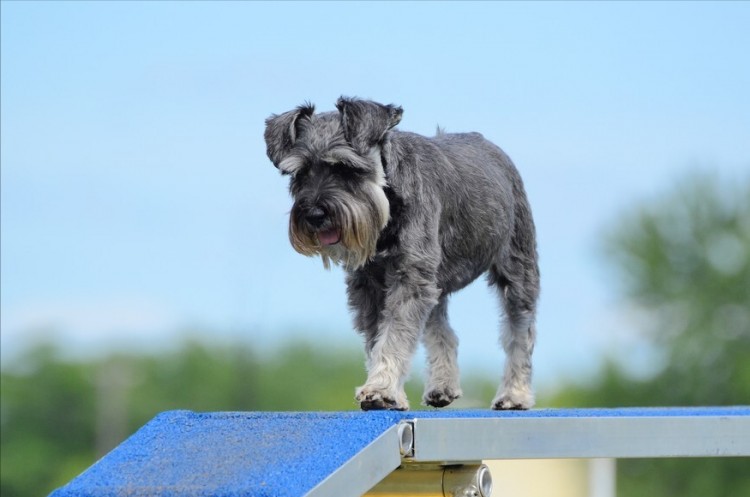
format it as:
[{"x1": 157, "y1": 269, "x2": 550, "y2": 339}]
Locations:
[
  {"x1": 356, "y1": 265, "x2": 440, "y2": 411},
  {"x1": 346, "y1": 269, "x2": 385, "y2": 362}
]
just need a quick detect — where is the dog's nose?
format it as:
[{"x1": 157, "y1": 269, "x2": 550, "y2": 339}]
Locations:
[{"x1": 305, "y1": 207, "x2": 327, "y2": 227}]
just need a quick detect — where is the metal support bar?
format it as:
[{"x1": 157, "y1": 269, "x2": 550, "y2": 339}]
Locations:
[
  {"x1": 408, "y1": 412, "x2": 750, "y2": 461},
  {"x1": 364, "y1": 464, "x2": 492, "y2": 497}
]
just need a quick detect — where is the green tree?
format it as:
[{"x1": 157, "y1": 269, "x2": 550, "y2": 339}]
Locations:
[
  {"x1": 554, "y1": 172, "x2": 750, "y2": 496},
  {"x1": 1, "y1": 344, "x2": 96, "y2": 497}
]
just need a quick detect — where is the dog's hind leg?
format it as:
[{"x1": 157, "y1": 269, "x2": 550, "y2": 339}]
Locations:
[
  {"x1": 421, "y1": 296, "x2": 463, "y2": 408},
  {"x1": 490, "y1": 266, "x2": 538, "y2": 410},
  {"x1": 489, "y1": 229, "x2": 540, "y2": 410}
]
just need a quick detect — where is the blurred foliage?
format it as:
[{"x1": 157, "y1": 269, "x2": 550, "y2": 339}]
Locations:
[{"x1": 552, "y1": 173, "x2": 750, "y2": 496}]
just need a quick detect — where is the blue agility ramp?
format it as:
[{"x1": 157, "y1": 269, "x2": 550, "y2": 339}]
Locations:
[
  {"x1": 50, "y1": 407, "x2": 750, "y2": 497},
  {"x1": 50, "y1": 411, "x2": 407, "y2": 497}
]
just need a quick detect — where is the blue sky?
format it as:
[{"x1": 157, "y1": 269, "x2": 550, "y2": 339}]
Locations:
[{"x1": 2, "y1": 1, "x2": 749, "y2": 389}]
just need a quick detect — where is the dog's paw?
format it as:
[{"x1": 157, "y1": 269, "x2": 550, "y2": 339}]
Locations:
[
  {"x1": 356, "y1": 386, "x2": 409, "y2": 411},
  {"x1": 422, "y1": 386, "x2": 462, "y2": 408},
  {"x1": 491, "y1": 388, "x2": 534, "y2": 411}
]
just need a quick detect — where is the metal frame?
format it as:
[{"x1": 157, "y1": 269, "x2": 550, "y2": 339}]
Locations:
[
  {"x1": 310, "y1": 408, "x2": 750, "y2": 496},
  {"x1": 406, "y1": 413, "x2": 750, "y2": 461},
  {"x1": 307, "y1": 425, "x2": 403, "y2": 497}
]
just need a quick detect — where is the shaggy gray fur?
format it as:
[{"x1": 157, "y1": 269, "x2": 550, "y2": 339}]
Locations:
[{"x1": 264, "y1": 97, "x2": 540, "y2": 410}]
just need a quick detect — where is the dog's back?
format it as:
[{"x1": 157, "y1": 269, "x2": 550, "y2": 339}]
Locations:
[{"x1": 384, "y1": 129, "x2": 532, "y2": 294}]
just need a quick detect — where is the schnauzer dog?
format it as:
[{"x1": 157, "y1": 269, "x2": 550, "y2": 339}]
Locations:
[{"x1": 264, "y1": 97, "x2": 539, "y2": 411}]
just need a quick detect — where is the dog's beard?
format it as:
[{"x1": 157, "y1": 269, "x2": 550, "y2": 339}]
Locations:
[{"x1": 289, "y1": 182, "x2": 389, "y2": 270}]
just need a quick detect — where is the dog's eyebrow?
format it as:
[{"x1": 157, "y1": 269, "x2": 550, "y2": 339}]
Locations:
[
  {"x1": 278, "y1": 155, "x2": 306, "y2": 175},
  {"x1": 322, "y1": 147, "x2": 371, "y2": 171}
]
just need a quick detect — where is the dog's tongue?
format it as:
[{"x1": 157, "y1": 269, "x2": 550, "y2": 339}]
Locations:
[{"x1": 318, "y1": 228, "x2": 341, "y2": 246}]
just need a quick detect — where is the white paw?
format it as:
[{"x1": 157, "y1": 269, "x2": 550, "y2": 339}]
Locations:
[
  {"x1": 356, "y1": 385, "x2": 409, "y2": 411},
  {"x1": 492, "y1": 386, "x2": 534, "y2": 410}
]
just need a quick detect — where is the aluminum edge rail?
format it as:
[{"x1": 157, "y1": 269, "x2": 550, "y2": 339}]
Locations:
[
  {"x1": 407, "y1": 413, "x2": 750, "y2": 462},
  {"x1": 306, "y1": 425, "x2": 403, "y2": 497}
]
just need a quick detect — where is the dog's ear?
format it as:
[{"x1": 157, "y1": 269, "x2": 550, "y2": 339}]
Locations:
[
  {"x1": 336, "y1": 97, "x2": 402, "y2": 152},
  {"x1": 264, "y1": 103, "x2": 315, "y2": 167}
]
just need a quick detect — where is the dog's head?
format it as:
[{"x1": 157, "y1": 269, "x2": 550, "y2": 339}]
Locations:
[{"x1": 264, "y1": 97, "x2": 402, "y2": 269}]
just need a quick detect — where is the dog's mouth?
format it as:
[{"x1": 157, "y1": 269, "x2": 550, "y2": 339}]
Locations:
[{"x1": 317, "y1": 228, "x2": 341, "y2": 246}]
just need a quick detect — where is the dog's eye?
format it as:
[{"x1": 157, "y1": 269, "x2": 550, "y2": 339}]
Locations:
[
  {"x1": 333, "y1": 162, "x2": 368, "y2": 178},
  {"x1": 284, "y1": 165, "x2": 310, "y2": 180},
  {"x1": 333, "y1": 167, "x2": 361, "y2": 181}
]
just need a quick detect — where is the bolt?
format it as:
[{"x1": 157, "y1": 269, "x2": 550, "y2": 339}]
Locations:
[
  {"x1": 397, "y1": 421, "x2": 414, "y2": 457},
  {"x1": 475, "y1": 465, "x2": 492, "y2": 497}
]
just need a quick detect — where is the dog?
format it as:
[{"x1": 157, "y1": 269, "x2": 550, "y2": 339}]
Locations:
[{"x1": 264, "y1": 97, "x2": 540, "y2": 411}]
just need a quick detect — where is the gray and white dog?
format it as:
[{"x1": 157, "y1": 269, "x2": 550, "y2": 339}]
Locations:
[{"x1": 264, "y1": 97, "x2": 539, "y2": 411}]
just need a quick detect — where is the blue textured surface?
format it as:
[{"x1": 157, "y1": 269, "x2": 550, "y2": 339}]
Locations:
[
  {"x1": 50, "y1": 410, "x2": 404, "y2": 497},
  {"x1": 50, "y1": 407, "x2": 749, "y2": 497}
]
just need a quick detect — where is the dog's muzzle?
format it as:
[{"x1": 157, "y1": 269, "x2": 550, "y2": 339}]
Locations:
[
  {"x1": 300, "y1": 206, "x2": 341, "y2": 246},
  {"x1": 305, "y1": 207, "x2": 327, "y2": 228}
]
